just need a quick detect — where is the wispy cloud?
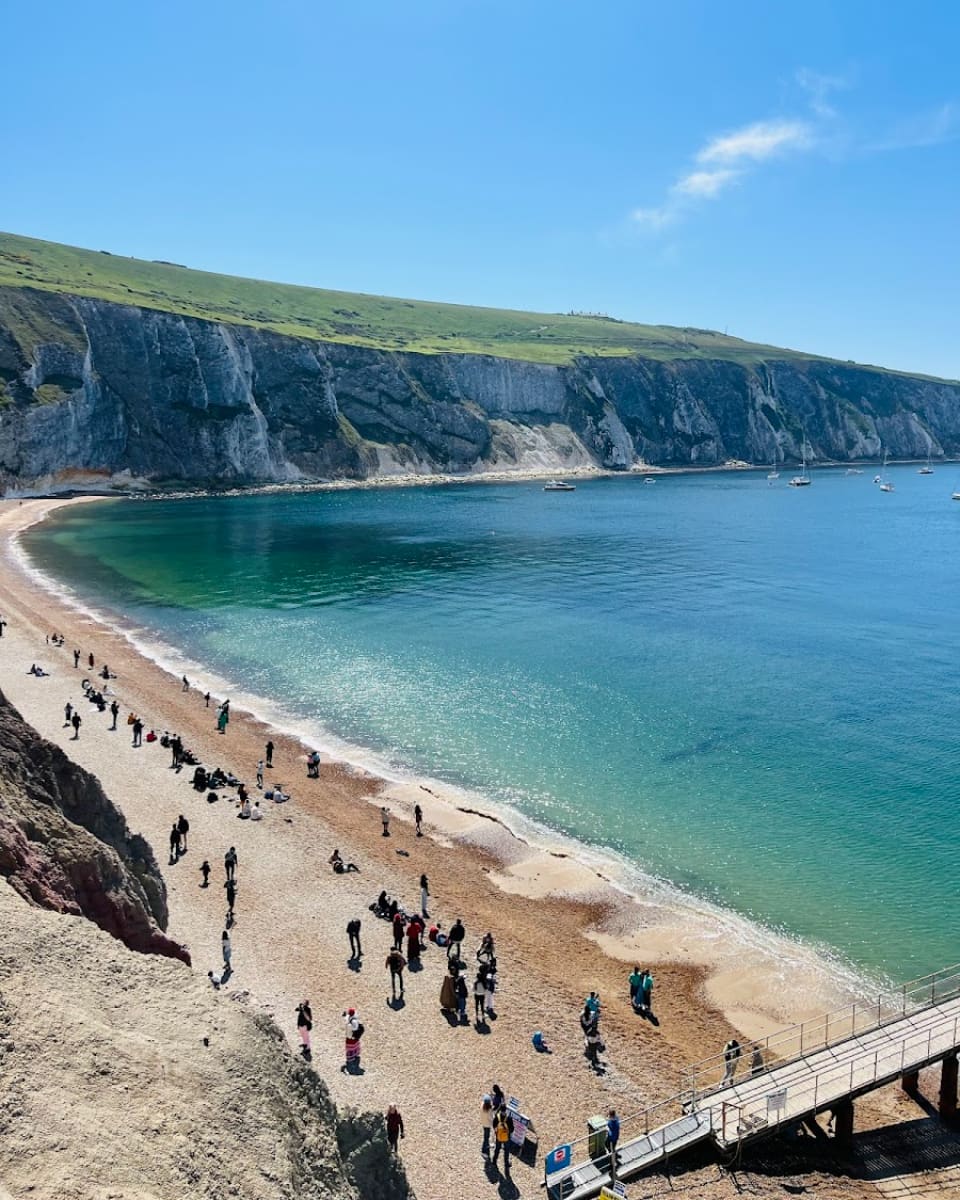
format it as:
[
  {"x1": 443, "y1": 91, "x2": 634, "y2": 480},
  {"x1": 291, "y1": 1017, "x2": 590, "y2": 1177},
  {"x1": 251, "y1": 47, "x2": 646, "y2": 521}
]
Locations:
[
  {"x1": 631, "y1": 117, "x2": 813, "y2": 231},
  {"x1": 872, "y1": 102, "x2": 960, "y2": 151},
  {"x1": 796, "y1": 68, "x2": 849, "y2": 119},
  {"x1": 698, "y1": 119, "x2": 812, "y2": 164}
]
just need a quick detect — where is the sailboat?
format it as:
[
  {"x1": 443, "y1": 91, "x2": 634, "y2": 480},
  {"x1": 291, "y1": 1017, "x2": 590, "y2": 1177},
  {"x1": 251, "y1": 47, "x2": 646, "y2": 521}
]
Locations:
[
  {"x1": 767, "y1": 448, "x2": 780, "y2": 482},
  {"x1": 878, "y1": 450, "x2": 894, "y2": 493},
  {"x1": 788, "y1": 435, "x2": 812, "y2": 487},
  {"x1": 918, "y1": 452, "x2": 934, "y2": 475}
]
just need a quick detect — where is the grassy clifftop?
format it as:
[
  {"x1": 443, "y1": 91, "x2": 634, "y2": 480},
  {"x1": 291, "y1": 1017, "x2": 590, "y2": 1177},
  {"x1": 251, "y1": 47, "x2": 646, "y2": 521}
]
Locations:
[{"x1": 0, "y1": 230, "x2": 824, "y2": 368}]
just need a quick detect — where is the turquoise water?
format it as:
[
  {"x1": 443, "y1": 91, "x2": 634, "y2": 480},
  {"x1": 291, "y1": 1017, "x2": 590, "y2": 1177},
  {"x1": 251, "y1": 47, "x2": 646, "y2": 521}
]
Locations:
[{"x1": 22, "y1": 469, "x2": 960, "y2": 980}]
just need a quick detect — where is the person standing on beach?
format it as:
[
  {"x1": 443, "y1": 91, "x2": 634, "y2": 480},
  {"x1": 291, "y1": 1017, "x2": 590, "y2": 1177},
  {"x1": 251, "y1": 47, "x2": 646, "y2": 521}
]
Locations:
[
  {"x1": 606, "y1": 1109, "x2": 621, "y2": 1176},
  {"x1": 474, "y1": 972, "x2": 487, "y2": 1023},
  {"x1": 204, "y1": 691, "x2": 211, "y2": 707},
  {"x1": 381, "y1": 807, "x2": 390, "y2": 837},
  {"x1": 347, "y1": 918, "x2": 362, "y2": 960},
  {"x1": 225, "y1": 877, "x2": 237, "y2": 922},
  {"x1": 0, "y1": 615, "x2": 6, "y2": 637},
  {"x1": 481, "y1": 1095, "x2": 494, "y2": 1155},
  {"x1": 455, "y1": 971, "x2": 468, "y2": 1022},
  {"x1": 200, "y1": 860, "x2": 211, "y2": 887},
  {"x1": 629, "y1": 966, "x2": 644, "y2": 1008},
  {"x1": 88, "y1": 652, "x2": 94, "y2": 669},
  {"x1": 392, "y1": 909, "x2": 405, "y2": 951},
  {"x1": 181, "y1": 675, "x2": 189, "y2": 692},
  {"x1": 177, "y1": 814, "x2": 189, "y2": 852},
  {"x1": 385, "y1": 947, "x2": 406, "y2": 999},
  {"x1": 386, "y1": 1105, "x2": 404, "y2": 1152},
  {"x1": 71, "y1": 712, "x2": 81, "y2": 739},
  {"x1": 73, "y1": 649, "x2": 80, "y2": 668},
  {"x1": 221, "y1": 930, "x2": 232, "y2": 972},
  {"x1": 169, "y1": 823, "x2": 180, "y2": 861},
  {"x1": 63, "y1": 701, "x2": 72, "y2": 727},
  {"x1": 641, "y1": 970, "x2": 654, "y2": 1015},
  {"x1": 224, "y1": 846, "x2": 237, "y2": 882},
  {"x1": 342, "y1": 1009, "x2": 362, "y2": 1072},
  {"x1": 217, "y1": 707, "x2": 228, "y2": 735},
  {"x1": 447, "y1": 917, "x2": 465, "y2": 962},
  {"x1": 265, "y1": 740, "x2": 274, "y2": 768},
  {"x1": 414, "y1": 803, "x2": 423, "y2": 837},
  {"x1": 296, "y1": 1001, "x2": 313, "y2": 1056},
  {"x1": 256, "y1": 760, "x2": 264, "y2": 788},
  {"x1": 109, "y1": 699, "x2": 119, "y2": 730},
  {"x1": 492, "y1": 1109, "x2": 514, "y2": 1177},
  {"x1": 406, "y1": 917, "x2": 422, "y2": 967},
  {"x1": 420, "y1": 874, "x2": 430, "y2": 918},
  {"x1": 132, "y1": 717, "x2": 143, "y2": 747}
]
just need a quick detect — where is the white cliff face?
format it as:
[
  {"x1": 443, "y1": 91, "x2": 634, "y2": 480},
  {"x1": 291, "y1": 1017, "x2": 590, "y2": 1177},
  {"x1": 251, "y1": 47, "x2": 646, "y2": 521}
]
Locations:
[{"x1": 1, "y1": 286, "x2": 959, "y2": 490}]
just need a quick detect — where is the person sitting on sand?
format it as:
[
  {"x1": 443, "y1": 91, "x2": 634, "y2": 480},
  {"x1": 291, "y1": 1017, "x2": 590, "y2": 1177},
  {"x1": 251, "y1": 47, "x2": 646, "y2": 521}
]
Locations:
[
  {"x1": 250, "y1": 801, "x2": 264, "y2": 821},
  {"x1": 329, "y1": 849, "x2": 359, "y2": 874},
  {"x1": 273, "y1": 784, "x2": 289, "y2": 803},
  {"x1": 237, "y1": 797, "x2": 251, "y2": 819}
]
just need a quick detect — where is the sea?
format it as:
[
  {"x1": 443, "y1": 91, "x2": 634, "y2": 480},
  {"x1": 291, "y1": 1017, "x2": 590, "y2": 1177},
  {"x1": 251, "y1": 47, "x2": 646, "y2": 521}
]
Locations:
[{"x1": 19, "y1": 466, "x2": 960, "y2": 984}]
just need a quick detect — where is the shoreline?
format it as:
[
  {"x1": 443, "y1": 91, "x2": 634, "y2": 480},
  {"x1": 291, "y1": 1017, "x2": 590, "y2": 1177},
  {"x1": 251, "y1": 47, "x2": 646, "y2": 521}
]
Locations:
[
  {"x1": 4, "y1": 453, "x2": 953, "y2": 503},
  {"x1": 0, "y1": 495, "x2": 898, "y2": 1197},
  {"x1": 9, "y1": 495, "x2": 874, "y2": 1026}
]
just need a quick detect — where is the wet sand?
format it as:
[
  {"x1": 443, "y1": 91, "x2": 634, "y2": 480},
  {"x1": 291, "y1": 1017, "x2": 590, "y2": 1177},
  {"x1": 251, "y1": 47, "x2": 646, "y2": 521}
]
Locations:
[{"x1": 0, "y1": 496, "x2": 895, "y2": 1199}]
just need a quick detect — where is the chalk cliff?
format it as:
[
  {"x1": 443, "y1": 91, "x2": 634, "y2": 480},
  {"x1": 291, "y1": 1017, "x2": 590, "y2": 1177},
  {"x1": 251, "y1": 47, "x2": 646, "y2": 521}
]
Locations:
[{"x1": 1, "y1": 285, "x2": 958, "y2": 489}]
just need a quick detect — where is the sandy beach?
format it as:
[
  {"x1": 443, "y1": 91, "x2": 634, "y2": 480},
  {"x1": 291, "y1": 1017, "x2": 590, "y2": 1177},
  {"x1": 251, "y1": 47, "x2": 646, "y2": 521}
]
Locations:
[{"x1": 0, "y1": 497, "x2": 911, "y2": 1199}]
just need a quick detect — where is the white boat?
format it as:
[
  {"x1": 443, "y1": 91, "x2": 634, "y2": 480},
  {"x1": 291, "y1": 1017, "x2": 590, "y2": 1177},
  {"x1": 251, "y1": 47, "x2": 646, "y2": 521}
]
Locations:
[
  {"x1": 918, "y1": 454, "x2": 934, "y2": 475},
  {"x1": 788, "y1": 435, "x2": 812, "y2": 487},
  {"x1": 767, "y1": 448, "x2": 780, "y2": 481},
  {"x1": 643, "y1": 476, "x2": 656, "y2": 485},
  {"x1": 878, "y1": 450, "x2": 894, "y2": 492},
  {"x1": 845, "y1": 468, "x2": 863, "y2": 476},
  {"x1": 543, "y1": 480, "x2": 576, "y2": 492},
  {"x1": 953, "y1": 489, "x2": 960, "y2": 501}
]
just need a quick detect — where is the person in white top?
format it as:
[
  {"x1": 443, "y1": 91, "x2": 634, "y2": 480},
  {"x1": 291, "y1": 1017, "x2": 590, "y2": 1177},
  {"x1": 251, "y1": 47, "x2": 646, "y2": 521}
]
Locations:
[{"x1": 250, "y1": 801, "x2": 264, "y2": 821}]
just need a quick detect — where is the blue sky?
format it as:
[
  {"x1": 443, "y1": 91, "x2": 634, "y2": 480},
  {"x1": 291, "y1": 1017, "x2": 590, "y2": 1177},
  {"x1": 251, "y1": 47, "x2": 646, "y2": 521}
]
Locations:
[{"x1": 2, "y1": 0, "x2": 958, "y2": 377}]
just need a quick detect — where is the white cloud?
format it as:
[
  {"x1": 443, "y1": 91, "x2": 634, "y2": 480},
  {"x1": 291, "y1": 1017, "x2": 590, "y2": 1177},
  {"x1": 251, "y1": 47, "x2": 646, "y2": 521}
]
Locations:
[
  {"x1": 873, "y1": 102, "x2": 959, "y2": 151},
  {"x1": 698, "y1": 119, "x2": 813, "y2": 164},
  {"x1": 631, "y1": 206, "x2": 676, "y2": 229},
  {"x1": 671, "y1": 168, "x2": 740, "y2": 198},
  {"x1": 796, "y1": 68, "x2": 848, "y2": 118}
]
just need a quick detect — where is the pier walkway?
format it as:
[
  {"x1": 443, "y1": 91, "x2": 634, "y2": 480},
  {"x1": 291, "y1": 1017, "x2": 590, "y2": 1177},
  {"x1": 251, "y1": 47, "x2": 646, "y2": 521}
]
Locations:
[{"x1": 545, "y1": 964, "x2": 960, "y2": 1200}]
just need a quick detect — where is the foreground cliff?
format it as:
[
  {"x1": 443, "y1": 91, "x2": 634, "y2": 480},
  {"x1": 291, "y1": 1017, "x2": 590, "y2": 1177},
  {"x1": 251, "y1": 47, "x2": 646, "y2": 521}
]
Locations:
[
  {"x1": 0, "y1": 687, "x2": 189, "y2": 961},
  {"x1": 1, "y1": 283, "x2": 959, "y2": 490}
]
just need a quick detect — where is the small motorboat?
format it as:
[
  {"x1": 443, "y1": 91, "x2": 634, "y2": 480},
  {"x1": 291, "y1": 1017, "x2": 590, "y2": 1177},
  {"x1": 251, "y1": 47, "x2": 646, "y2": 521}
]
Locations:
[
  {"x1": 543, "y1": 480, "x2": 576, "y2": 492},
  {"x1": 845, "y1": 468, "x2": 863, "y2": 476},
  {"x1": 644, "y1": 476, "x2": 656, "y2": 484}
]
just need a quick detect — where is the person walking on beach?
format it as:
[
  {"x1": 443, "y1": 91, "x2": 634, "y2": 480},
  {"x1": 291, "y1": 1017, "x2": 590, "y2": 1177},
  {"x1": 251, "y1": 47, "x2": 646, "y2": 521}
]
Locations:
[
  {"x1": 63, "y1": 701, "x2": 72, "y2": 727},
  {"x1": 481, "y1": 1095, "x2": 494, "y2": 1155},
  {"x1": 217, "y1": 706, "x2": 228, "y2": 735},
  {"x1": 420, "y1": 873, "x2": 430, "y2": 918},
  {"x1": 181, "y1": 675, "x2": 189, "y2": 692},
  {"x1": 73, "y1": 649, "x2": 80, "y2": 668},
  {"x1": 641, "y1": 969, "x2": 654, "y2": 1015},
  {"x1": 88, "y1": 652, "x2": 94, "y2": 669},
  {"x1": 200, "y1": 860, "x2": 211, "y2": 887},
  {"x1": 204, "y1": 691, "x2": 211, "y2": 708},
  {"x1": 296, "y1": 1000, "x2": 313, "y2": 1056},
  {"x1": 347, "y1": 918, "x2": 362, "y2": 960},
  {"x1": 221, "y1": 930, "x2": 232, "y2": 972},
  {"x1": 380, "y1": 807, "x2": 390, "y2": 837},
  {"x1": 386, "y1": 1105, "x2": 404, "y2": 1153},
  {"x1": 474, "y1": 972, "x2": 487, "y2": 1023},
  {"x1": 385, "y1": 947, "x2": 407, "y2": 999},
  {"x1": 224, "y1": 846, "x2": 237, "y2": 882},
  {"x1": 492, "y1": 1108, "x2": 514, "y2": 1177},
  {"x1": 629, "y1": 965, "x2": 644, "y2": 1008},
  {"x1": 455, "y1": 971, "x2": 468, "y2": 1022},
  {"x1": 342, "y1": 1009, "x2": 362, "y2": 1072},
  {"x1": 723, "y1": 1038, "x2": 742, "y2": 1083},
  {"x1": 71, "y1": 712, "x2": 81, "y2": 739},
  {"x1": 169, "y1": 823, "x2": 180, "y2": 861},
  {"x1": 265, "y1": 739, "x2": 274, "y2": 768},
  {"x1": 177, "y1": 814, "x2": 189, "y2": 853},
  {"x1": 109, "y1": 699, "x2": 119, "y2": 730},
  {"x1": 256, "y1": 760, "x2": 264, "y2": 788},
  {"x1": 0, "y1": 615, "x2": 6, "y2": 638},
  {"x1": 132, "y1": 717, "x2": 143, "y2": 747},
  {"x1": 406, "y1": 917, "x2": 422, "y2": 967},
  {"x1": 225, "y1": 877, "x2": 237, "y2": 923},
  {"x1": 414, "y1": 803, "x2": 423, "y2": 837}
]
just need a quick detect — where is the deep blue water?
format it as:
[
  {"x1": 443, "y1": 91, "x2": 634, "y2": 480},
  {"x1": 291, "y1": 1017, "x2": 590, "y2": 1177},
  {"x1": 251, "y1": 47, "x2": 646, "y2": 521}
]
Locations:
[{"x1": 22, "y1": 467, "x2": 960, "y2": 979}]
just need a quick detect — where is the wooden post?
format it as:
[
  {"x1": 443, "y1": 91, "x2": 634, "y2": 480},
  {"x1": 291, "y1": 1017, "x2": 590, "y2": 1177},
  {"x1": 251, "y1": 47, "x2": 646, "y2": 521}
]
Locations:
[
  {"x1": 833, "y1": 1099, "x2": 854, "y2": 1147},
  {"x1": 940, "y1": 1054, "x2": 958, "y2": 1121},
  {"x1": 902, "y1": 1069, "x2": 920, "y2": 1097}
]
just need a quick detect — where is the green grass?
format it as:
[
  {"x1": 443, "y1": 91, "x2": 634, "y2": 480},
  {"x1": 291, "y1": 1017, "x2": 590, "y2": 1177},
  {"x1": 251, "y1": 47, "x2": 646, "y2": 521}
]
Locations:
[{"x1": 0, "y1": 230, "x2": 940, "y2": 377}]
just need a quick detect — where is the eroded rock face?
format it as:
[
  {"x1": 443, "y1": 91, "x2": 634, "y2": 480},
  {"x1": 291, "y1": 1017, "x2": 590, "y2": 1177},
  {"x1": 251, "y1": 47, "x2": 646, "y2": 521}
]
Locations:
[
  {"x1": 1, "y1": 285, "x2": 958, "y2": 490},
  {"x1": 0, "y1": 689, "x2": 189, "y2": 962}
]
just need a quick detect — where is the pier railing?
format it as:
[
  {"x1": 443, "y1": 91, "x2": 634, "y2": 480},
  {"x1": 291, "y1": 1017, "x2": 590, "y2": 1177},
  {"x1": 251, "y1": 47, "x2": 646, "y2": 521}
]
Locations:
[{"x1": 681, "y1": 961, "x2": 960, "y2": 1101}]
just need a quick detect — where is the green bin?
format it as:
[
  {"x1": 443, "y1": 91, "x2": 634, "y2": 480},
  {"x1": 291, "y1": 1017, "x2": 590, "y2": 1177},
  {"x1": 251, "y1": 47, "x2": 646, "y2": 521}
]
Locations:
[{"x1": 587, "y1": 1114, "x2": 607, "y2": 1159}]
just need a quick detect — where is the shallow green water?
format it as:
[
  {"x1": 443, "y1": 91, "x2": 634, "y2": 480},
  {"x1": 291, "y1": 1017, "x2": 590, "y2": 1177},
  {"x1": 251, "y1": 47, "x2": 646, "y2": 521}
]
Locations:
[{"x1": 22, "y1": 468, "x2": 960, "y2": 979}]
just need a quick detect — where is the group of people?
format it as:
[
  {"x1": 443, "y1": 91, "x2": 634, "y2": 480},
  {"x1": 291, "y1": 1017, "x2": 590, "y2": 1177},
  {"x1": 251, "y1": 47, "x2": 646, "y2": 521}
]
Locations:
[
  {"x1": 628, "y1": 966, "x2": 654, "y2": 1015},
  {"x1": 481, "y1": 1085, "x2": 518, "y2": 1177}
]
